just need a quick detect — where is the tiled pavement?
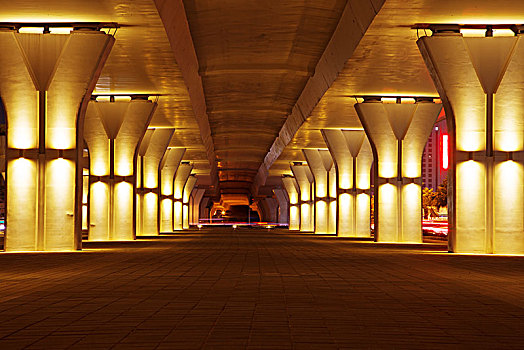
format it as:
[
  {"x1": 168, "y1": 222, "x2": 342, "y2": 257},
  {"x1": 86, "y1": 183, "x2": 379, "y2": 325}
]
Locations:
[{"x1": 0, "y1": 228, "x2": 522, "y2": 349}]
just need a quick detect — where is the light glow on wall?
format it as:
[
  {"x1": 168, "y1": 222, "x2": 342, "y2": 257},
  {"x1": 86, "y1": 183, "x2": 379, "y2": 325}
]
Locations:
[
  {"x1": 300, "y1": 203, "x2": 312, "y2": 231},
  {"x1": 174, "y1": 201, "x2": 183, "y2": 230},
  {"x1": 289, "y1": 205, "x2": 299, "y2": 230},
  {"x1": 113, "y1": 181, "x2": 134, "y2": 240},
  {"x1": 315, "y1": 200, "x2": 327, "y2": 234},
  {"x1": 160, "y1": 199, "x2": 173, "y2": 232},
  {"x1": 494, "y1": 160, "x2": 524, "y2": 254}
]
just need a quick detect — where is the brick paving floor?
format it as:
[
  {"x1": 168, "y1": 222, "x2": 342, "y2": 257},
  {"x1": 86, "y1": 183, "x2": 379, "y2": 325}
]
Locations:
[{"x1": 0, "y1": 227, "x2": 522, "y2": 349}]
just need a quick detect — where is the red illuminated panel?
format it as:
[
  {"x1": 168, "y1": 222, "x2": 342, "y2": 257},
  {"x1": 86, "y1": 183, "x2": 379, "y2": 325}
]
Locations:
[{"x1": 441, "y1": 134, "x2": 449, "y2": 170}]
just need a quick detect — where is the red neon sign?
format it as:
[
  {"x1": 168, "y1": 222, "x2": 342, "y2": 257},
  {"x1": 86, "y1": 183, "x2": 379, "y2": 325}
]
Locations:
[{"x1": 441, "y1": 134, "x2": 449, "y2": 170}]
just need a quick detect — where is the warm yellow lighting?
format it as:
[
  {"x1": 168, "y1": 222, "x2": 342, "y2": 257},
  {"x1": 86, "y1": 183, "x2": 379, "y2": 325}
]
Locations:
[
  {"x1": 301, "y1": 203, "x2": 312, "y2": 231},
  {"x1": 494, "y1": 160, "x2": 524, "y2": 254},
  {"x1": 460, "y1": 29, "x2": 488, "y2": 37},
  {"x1": 18, "y1": 27, "x2": 44, "y2": 34},
  {"x1": 338, "y1": 193, "x2": 353, "y2": 237},
  {"x1": 316, "y1": 182, "x2": 327, "y2": 198},
  {"x1": 356, "y1": 193, "x2": 370, "y2": 237},
  {"x1": 377, "y1": 183, "x2": 398, "y2": 243},
  {"x1": 89, "y1": 181, "x2": 109, "y2": 241},
  {"x1": 496, "y1": 130, "x2": 523, "y2": 152},
  {"x1": 197, "y1": 224, "x2": 203, "y2": 229},
  {"x1": 174, "y1": 201, "x2": 183, "y2": 230},
  {"x1": 113, "y1": 181, "x2": 134, "y2": 240},
  {"x1": 160, "y1": 198, "x2": 173, "y2": 232},
  {"x1": 315, "y1": 200, "x2": 328, "y2": 234},
  {"x1": 114, "y1": 96, "x2": 132, "y2": 102},
  {"x1": 232, "y1": 224, "x2": 238, "y2": 229},
  {"x1": 95, "y1": 96, "x2": 111, "y2": 102},
  {"x1": 455, "y1": 160, "x2": 485, "y2": 252},
  {"x1": 82, "y1": 205, "x2": 88, "y2": 230},
  {"x1": 381, "y1": 97, "x2": 397, "y2": 104},
  {"x1": 289, "y1": 205, "x2": 300, "y2": 230},
  {"x1": 10, "y1": 125, "x2": 37, "y2": 150},
  {"x1": 49, "y1": 27, "x2": 73, "y2": 35},
  {"x1": 378, "y1": 161, "x2": 397, "y2": 179},
  {"x1": 288, "y1": 192, "x2": 298, "y2": 205},
  {"x1": 339, "y1": 173, "x2": 351, "y2": 190}
]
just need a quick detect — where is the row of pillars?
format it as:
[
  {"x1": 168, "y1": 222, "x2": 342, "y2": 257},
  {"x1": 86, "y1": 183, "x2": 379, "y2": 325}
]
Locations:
[
  {"x1": 0, "y1": 27, "x2": 204, "y2": 252},
  {"x1": 281, "y1": 29, "x2": 524, "y2": 255}
]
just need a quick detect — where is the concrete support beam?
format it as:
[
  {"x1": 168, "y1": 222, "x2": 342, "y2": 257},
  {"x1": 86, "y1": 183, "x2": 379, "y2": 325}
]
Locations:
[
  {"x1": 419, "y1": 32, "x2": 524, "y2": 254},
  {"x1": 182, "y1": 175, "x2": 197, "y2": 229},
  {"x1": 253, "y1": 0, "x2": 386, "y2": 193},
  {"x1": 322, "y1": 129, "x2": 373, "y2": 237},
  {"x1": 190, "y1": 188, "x2": 205, "y2": 225},
  {"x1": 85, "y1": 99, "x2": 157, "y2": 241},
  {"x1": 273, "y1": 188, "x2": 289, "y2": 225},
  {"x1": 291, "y1": 164, "x2": 315, "y2": 232},
  {"x1": 282, "y1": 176, "x2": 300, "y2": 230},
  {"x1": 159, "y1": 148, "x2": 185, "y2": 233},
  {"x1": 136, "y1": 128, "x2": 174, "y2": 236},
  {"x1": 173, "y1": 162, "x2": 193, "y2": 230},
  {"x1": 303, "y1": 149, "x2": 336, "y2": 234},
  {"x1": 0, "y1": 29, "x2": 114, "y2": 251},
  {"x1": 356, "y1": 100, "x2": 441, "y2": 243}
]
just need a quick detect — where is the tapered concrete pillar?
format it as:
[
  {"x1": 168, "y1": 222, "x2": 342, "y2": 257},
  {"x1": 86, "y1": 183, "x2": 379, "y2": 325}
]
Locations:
[
  {"x1": 85, "y1": 97, "x2": 156, "y2": 241},
  {"x1": 173, "y1": 162, "x2": 193, "y2": 230},
  {"x1": 322, "y1": 129, "x2": 373, "y2": 237},
  {"x1": 419, "y1": 28, "x2": 524, "y2": 254},
  {"x1": 303, "y1": 149, "x2": 336, "y2": 234},
  {"x1": 282, "y1": 176, "x2": 300, "y2": 230},
  {"x1": 136, "y1": 128, "x2": 174, "y2": 236},
  {"x1": 190, "y1": 188, "x2": 205, "y2": 225},
  {"x1": 355, "y1": 99, "x2": 441, "y2": 243},
  {"x1": 273, "y1": 188, "x2": 289, "y2": 225},
  {"x1": 182, "y1": 175, "x2": 197, "y2": 229},
  {"x1": 291, "y1": 164, "x2": 315, "y2": 232},
  {"x1": 159, "y1": 148, "x2": 185, "y2": 232},
  {"x1": 0, "y1": 28, "x2": 114, "y2": 251}
]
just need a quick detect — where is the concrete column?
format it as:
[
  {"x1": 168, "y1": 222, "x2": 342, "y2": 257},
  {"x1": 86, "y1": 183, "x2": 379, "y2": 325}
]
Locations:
[
  {"x1": 182, "y1": 175, "x2": 197, "y2": 229},
  {"x1": 322, "y1": 129, "x2": 373, "y2": 237},
  {"x1": 173, "y1": 162, "x2": 193, "y2": 230},
  {"x1": 273, "y1": 188, "x2": 289, "y2": 225},
  {"x1": 85, "y1": 98, "x2": 156, "y2": 241},
  {"x1": 159, "y1": 148, "x2": 185, "y2": 232},
  {"x1": 282, "y1": 176, "x2": 299, "y2": 230},
  {"x1": 418, "y1": 29, "x2": 524, "y2": 254},
  {"x1": 136, "y1": 128, "x2": 174, "y2": 236},
  {"x1": 303, "y1": 149, "x2": 336, "y2": 234},
  {"x1": 190, "y1": 188, "x2": 205, "y2": 225},
  {"x1": 355, "y1": 99, "x2": 441, "y2": 243},
  {"x1": 291, "y1": 164, "x2": 315, "y2": 232},
  {"x1": 0, "y1": 28, "x2": 114, "y2": 251}
]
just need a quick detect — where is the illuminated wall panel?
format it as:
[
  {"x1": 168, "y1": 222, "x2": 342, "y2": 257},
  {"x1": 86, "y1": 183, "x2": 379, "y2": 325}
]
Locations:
[
  {"x1": 84, "y1": 99, "x2": 156, "y2": 241},
  {"x1": 355, "y1": 100, "x2": 440, "y2": 243},
  {"x1": 0, "y1": 30, "x2": 114, "y2": 251},
  {"x1": 419, "y1": 32, "x2": 524, "y2": 254}
]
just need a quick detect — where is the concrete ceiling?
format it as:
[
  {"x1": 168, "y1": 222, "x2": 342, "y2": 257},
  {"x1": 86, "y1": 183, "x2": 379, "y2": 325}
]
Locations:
[{"x1": 3, "y1": 0, "x2": 524, "y2": 200}]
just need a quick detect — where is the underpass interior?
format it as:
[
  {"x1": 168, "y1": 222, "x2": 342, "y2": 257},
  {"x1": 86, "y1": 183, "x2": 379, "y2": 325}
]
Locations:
[{"x1": 0, "y1": 0, "x2": 523, "y2": 348}]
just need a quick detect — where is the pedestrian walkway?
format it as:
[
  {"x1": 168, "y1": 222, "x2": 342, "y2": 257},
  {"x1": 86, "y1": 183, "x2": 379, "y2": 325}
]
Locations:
[{"x1": 0, "y1": 228, "x2": 522, "y2": 349}]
